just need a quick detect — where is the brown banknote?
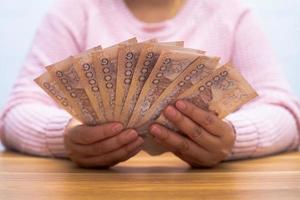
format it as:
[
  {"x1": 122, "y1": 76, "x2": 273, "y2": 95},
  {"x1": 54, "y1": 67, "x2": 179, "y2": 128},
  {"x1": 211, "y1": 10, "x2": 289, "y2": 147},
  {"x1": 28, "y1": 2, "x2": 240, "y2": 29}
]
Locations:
[
  {"x1": 92, "y1": 38, "x2": 137, "y2": 122},
  {"x1": 127, "y1": 49, "x2": 203, "y2": 127},
  {"x1": 46, "y1": 57, "x2": 100, "y2": 125},
  {"x1": 34, "y1": 71, "x2": 80, "y2": 121},
  {"x1": 156, "y1": 63, "x2": 258, "y2": 129},
  {"x1": 114, "y1": 39, "x2": 157, "y2": 122},
  {"x1": 138, "y1": 55, "x2": 220, "y2": 128},
  {"x1": 73, "y1": 46, "x2": 107, "y2": 123},
  {"x1": 119, "y1": 42, "x2": 203, "y2": 126}
]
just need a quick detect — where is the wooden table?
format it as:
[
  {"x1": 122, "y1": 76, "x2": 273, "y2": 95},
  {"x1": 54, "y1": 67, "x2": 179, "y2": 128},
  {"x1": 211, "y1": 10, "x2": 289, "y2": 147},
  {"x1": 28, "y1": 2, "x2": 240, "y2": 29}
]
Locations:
[{"x1": 1, "y1": 146, "x2": 300, "y2": 200}]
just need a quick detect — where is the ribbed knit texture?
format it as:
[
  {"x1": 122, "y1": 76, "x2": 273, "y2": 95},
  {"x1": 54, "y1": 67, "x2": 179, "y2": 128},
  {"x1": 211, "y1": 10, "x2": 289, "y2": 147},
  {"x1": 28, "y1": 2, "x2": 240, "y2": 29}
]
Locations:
[{"x1": 0, "y1": 0, "x2": 299, "y2": 159}]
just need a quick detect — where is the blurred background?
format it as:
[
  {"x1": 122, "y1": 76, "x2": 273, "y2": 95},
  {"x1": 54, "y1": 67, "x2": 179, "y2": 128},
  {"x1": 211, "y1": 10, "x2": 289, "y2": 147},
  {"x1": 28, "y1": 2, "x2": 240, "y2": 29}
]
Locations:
[{"x1": 0, "y1": 0, "x2": 299, "y2": 109}]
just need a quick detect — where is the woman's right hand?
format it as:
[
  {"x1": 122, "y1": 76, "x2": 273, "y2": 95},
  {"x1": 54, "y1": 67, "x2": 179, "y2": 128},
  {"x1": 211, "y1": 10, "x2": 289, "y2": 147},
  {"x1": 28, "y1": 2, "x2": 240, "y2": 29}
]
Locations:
[{"x1": 64, "y1": 119, "x2": 144, "y2": 168}]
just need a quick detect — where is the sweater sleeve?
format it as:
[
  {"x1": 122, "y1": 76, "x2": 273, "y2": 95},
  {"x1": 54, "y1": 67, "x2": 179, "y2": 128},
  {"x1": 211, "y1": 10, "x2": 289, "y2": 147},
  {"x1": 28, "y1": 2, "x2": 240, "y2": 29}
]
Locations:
[
  {"x1": 0, "y1": 1, "x2": 87, "y2": 158},
  {"x1": 226, "y1": 9, "x2": 300, "y2": 160}
]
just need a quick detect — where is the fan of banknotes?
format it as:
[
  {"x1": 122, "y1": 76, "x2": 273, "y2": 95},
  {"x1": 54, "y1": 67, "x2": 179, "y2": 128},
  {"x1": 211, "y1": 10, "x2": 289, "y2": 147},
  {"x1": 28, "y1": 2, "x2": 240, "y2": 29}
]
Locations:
[{"x1": 35, "y1": 38, "x2": 257, "y2": 155}]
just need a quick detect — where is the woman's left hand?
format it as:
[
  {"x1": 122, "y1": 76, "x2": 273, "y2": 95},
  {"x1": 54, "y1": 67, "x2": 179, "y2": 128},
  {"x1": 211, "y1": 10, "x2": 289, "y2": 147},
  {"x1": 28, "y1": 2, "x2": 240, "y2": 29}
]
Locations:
[{"x1": 149, "y1": 100, "x2": 236, "y2": 168}]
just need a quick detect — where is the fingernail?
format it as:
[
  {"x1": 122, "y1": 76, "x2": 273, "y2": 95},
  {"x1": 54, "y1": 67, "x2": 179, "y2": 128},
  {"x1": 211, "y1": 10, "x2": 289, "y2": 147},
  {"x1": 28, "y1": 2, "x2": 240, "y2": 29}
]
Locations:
[
  {"x1": 165, "y1": 106, "x2": 177, "y2": 118},
  {"x1": 127, "y1": 130, "x2": 138, "y2": 139},
  {"x1": 176, "y1": 100, "x2": 186, "y2": 110},
  {"x1": 112, "y1": 123, "x2": 123, "y2": 133},
  {"x1": 150, "y1": 125, "x2": 161, "y2": 136}
]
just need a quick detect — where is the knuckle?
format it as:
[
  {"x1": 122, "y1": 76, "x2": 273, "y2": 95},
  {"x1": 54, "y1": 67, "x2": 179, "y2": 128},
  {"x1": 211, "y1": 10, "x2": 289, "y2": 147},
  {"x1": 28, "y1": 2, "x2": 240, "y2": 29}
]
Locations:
[
  {"x1": 190, "y1": 126, "x2": 203, "y2": 140},
  {"x1": 202, "y1": 113, "x2": 216, "y2": 126},
  {"x1": 190, "y1": 109, "x2": 198, "y2": 119},
  {"x1": 178, "y1": 139, "x2": 190, "y2": 153}
]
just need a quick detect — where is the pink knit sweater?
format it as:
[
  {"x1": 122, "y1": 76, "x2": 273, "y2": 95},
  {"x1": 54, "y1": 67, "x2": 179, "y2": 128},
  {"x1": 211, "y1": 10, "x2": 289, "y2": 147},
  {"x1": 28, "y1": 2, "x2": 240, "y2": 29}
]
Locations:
[{"x1": 1, "y1": 0, "x2": 299, "y2": 159}]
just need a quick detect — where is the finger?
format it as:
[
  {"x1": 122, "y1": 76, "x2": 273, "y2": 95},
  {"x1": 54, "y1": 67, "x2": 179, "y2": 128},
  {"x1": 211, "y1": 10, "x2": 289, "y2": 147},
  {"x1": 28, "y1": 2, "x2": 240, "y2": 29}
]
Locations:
[
  {"x1": 163, "y1": 106, "x2": 221, "y2": 152},
  {"x1": 175, "y1": 100, "x2": 230, "y2": 136},
  {"x1": 150, "y1": 124, "x2": 212, "y2": 161},
  {"x1": 150, "y1": 124, "x2": 224, "y2": 167},
  {"x1": 68, "y1": 122, "x2": 124, "y2": 145},
  {"x1": 67, "y1": 129, "x2": 139, "y2": 157},
  {"x1": 117, "y1": 144, "x2": 143, "y2": 163},
  {"x1": 75, "y1": 137, "x2": 144, "y2": 168}
]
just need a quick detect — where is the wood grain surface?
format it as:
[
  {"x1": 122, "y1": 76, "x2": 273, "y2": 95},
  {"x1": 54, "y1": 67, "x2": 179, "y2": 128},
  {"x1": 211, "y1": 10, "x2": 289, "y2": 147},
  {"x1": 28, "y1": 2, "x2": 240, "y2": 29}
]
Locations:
[{"x1": 1, "y1": 146, "x2": 300, "y2": 200}]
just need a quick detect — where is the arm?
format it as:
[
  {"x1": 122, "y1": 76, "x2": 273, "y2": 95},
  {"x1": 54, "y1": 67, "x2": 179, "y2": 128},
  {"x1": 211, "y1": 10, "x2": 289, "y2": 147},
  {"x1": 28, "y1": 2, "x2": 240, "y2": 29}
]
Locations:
[
  {"x1": 0, "y1": 1, "x2": 86, "y2": 157},
  {"x1": 227, "y1": 9, "x2": 300, "y2": 159}
]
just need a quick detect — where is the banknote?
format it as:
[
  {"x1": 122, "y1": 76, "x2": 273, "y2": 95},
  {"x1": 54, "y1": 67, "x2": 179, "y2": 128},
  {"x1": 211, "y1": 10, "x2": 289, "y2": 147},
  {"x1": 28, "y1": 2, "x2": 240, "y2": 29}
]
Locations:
[
  {"x1": 92, "y1": 38, "x2": 137, "y2": 122},
  {"x1": 118, "y1": 42, "x2": 186, "y2": 126},
  {"x1": 73, "y1": 46, "x2": 107, "y2": 123},
  {"x1": 114, "y1": 40, "x2": 158, "y2": 122},
  {"x1": 156, "y1": 63, "x2": 258, "y2": 129},
  {"x1": 34, "y1": 71, "x2": 80, "y2": 121},
  {"x1": 138, "y1": 55, "x2": 220, "y2": 128},
  {"x1": 46, "y1": 57, "x2": 100, "y2": 125},
  {"x1": 127, "y1": 49, "x2": 203, "y2": 127}
]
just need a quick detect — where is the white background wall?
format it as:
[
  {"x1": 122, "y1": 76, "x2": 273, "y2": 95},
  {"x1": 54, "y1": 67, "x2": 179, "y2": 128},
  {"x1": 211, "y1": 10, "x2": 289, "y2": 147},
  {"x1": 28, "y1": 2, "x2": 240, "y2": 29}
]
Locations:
[{"x1": 0, "y1": 0, "x2": 299, "y2": 109}]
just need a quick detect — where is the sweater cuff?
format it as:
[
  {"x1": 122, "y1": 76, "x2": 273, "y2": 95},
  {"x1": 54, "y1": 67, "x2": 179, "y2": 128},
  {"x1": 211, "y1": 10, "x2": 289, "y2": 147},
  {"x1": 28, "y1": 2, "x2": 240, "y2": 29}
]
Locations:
[
  {"x1": 225, "y1": 110, "x2": 259, "y2": 160},
  {"x1": 44, "y1": 111, "x2": 71, "y2": 158}
]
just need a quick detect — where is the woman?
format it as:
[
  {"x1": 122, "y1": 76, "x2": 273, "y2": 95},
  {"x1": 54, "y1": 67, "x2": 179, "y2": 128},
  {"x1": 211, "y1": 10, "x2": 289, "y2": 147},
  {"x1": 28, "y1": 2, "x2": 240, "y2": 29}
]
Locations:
[{"x1": 1, "y1": 0, "x2": 299, "y2": 168}]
